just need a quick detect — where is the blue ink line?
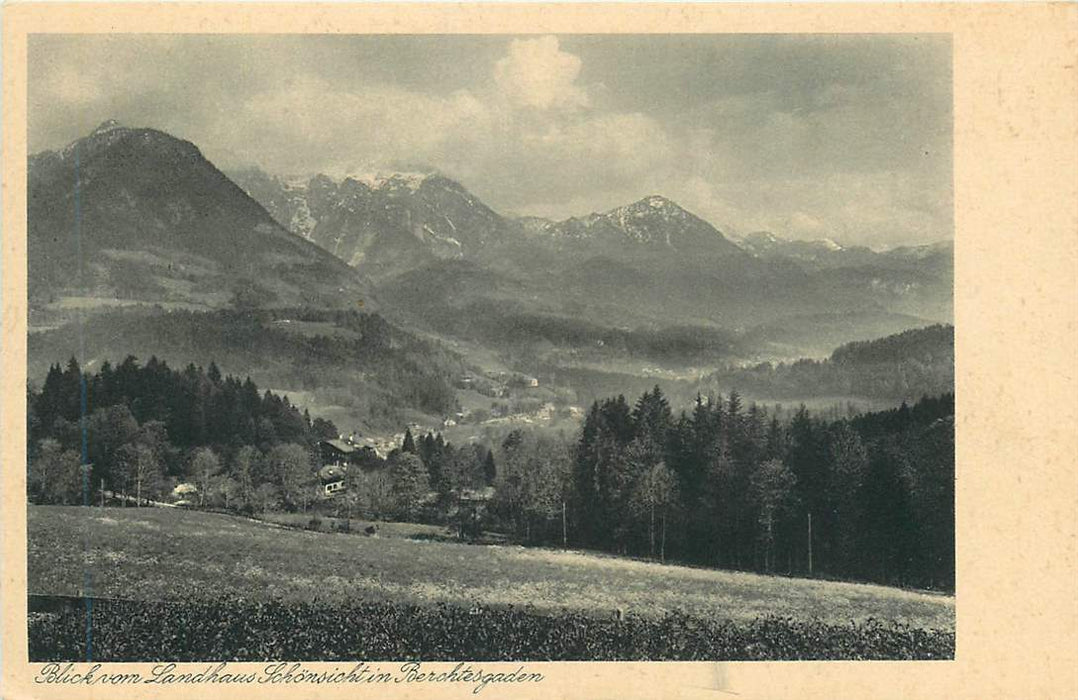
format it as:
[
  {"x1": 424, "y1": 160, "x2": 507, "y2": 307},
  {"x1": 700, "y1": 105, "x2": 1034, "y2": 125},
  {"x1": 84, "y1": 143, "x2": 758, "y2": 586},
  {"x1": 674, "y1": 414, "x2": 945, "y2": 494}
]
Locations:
[{"x1": 73, "y1": 144, "x2": 93, "y2": 663}]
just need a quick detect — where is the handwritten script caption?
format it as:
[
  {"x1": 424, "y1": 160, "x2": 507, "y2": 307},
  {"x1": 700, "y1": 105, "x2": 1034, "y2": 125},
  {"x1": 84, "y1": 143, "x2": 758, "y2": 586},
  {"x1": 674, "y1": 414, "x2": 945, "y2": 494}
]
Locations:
[{"x1": 36, "y1": 661, "x2": 545, "y2": 694}]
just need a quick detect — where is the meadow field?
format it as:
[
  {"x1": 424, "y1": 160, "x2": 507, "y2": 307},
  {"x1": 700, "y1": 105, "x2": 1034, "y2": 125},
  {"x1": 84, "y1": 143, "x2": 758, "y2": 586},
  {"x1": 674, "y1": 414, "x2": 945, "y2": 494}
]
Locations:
[{"x1": 27, "y1": 505, "x2": 955, "y2": 660}]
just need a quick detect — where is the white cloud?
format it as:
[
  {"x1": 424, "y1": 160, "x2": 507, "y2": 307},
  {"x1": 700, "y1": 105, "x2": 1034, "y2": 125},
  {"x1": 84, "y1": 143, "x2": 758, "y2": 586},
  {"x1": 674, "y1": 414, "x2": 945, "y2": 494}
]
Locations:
[
  {"x1": 29, "y1": 35, "x2": 951, "y2": 248},
  {"x1": 184, "y1": 40, "x2": 671, "y2": 215},
  {"x1": 493, "y1": 36, "x2": 589, "y2": 110},
  {"x1": 40, "y1": 66, "x2": 101, "y2": 106}
]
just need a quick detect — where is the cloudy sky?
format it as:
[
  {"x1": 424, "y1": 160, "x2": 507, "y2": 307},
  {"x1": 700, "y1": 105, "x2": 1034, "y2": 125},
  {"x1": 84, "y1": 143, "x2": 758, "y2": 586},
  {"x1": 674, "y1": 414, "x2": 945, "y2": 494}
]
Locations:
[{"x1": 29, "y1": 34, "x2": 951, "y2": 247}]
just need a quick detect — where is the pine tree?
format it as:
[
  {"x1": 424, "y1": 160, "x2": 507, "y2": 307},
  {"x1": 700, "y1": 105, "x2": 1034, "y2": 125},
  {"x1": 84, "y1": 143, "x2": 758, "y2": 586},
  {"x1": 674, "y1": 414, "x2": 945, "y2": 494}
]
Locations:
[
  {"x1": 827, "y1": 421, "x2": 869, "y2": 572},
  {"x1": 859, "y1": 441, "x2": 918, "y2": 585},
  {"x1": 483, "y1": 449, "x2": 497, "y2": 486},
  {"x1": 633, "y1": 385, "x2": 671, "y2": 446},
  {"x1": 62, "y1": 357, "x2": 84, "y2": 423},
  {"x1": 37, "y1": 363, "x2": 66, "y2": 429},
  {"x1": 571, "y1": 402, "x2": 603, "y2": 547},
  {"x1": 389, "y1": 452, "x2": 430, "y2": 521},
  {"x1": 787, "y1": 405, "x2": 828, "y2": 572}
]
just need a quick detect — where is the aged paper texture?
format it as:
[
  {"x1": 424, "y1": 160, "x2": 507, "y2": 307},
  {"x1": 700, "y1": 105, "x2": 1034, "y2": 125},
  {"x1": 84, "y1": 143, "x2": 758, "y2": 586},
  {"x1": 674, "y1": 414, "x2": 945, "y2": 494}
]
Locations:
[{"x1": 3, "y1": 3, "x2": 1076, "y2": 699}]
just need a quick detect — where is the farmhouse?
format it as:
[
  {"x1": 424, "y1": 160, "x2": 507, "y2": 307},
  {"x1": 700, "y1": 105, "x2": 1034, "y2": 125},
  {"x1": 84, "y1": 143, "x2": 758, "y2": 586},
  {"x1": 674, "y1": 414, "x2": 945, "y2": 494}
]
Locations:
[
  {"x1": 319, "y1": 438, "x2": 356, "y2": 466},
  {"x1": 318, "y1": 464, "x2": 346, "y2": 497},
  {"x1": 171, "y1": 482, "x2": 198, "y2": 505},
  {"x1": 459, "y1": 485, "x2": 495, "y2": 505},
  {"x1": 449, "y1": 485, "x2": 495, "y2": 540},
  {"x1": 316, "y1": 439, "x2": 358, "y2": 497}
]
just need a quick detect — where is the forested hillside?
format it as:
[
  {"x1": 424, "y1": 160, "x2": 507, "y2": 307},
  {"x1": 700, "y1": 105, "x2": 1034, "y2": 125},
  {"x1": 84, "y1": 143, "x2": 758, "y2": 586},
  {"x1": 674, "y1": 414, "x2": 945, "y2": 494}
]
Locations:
[
  {"x1": 697, "y1": 325, "x2": 953, "y2": 402},
  {"x1": 28, "y1": 308, "x2": 465, "y2": 430}
]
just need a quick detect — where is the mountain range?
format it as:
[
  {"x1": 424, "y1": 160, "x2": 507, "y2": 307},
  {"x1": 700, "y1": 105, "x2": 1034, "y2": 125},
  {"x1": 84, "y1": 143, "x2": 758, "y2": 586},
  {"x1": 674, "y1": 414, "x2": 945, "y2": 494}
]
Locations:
[
  {"x1": 27, "y1": 122, "x2": 953, "y2": 404},
  {"x1": 228, "y1": 166, "x2": 952, "y2": 358}
]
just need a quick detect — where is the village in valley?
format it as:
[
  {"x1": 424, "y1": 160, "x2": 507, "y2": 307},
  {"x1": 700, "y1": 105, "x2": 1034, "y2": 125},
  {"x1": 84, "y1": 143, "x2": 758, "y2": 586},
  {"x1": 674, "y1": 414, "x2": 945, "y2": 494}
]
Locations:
[{"x1": 121, "y1": 362, "x2": 588, "y2": 541}]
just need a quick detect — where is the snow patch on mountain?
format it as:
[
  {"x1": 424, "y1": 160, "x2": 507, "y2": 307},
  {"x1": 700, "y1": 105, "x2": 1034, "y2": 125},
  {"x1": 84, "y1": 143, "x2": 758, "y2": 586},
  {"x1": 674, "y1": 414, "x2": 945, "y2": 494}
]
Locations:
[
  {"x1": 345, "y1": 171, "x2": 432, "y2": 192},
  {"x1": 92, "y1": 119, "x2": 124, "y2": 136}
]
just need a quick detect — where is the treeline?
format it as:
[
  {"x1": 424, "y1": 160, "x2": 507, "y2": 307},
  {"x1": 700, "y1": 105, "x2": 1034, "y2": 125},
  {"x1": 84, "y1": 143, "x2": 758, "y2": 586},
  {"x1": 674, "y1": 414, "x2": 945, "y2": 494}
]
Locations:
[
  {"x1": 26, "y1": 355, "x2": 501, "y2": 524},
  {"x1": 488, "y1": 388, "x2": 954, "y2": 591},
  {"x1": 698, "y1": 324, "x2": 954, "y2": 402},
  {"x1": 28, "y1": 308, "x2": 464, "y2": 430},
  {"x1": 27, "y1": 355, "x2": 954, "y2": 590},
  {"x1": 466, "y1": 308, "x2": 744, "y2": 362},
  {"x1": 27, "y1": 356, "x2": 340, "y2": 510},
  {"x1": 831, "y1": 324, "x2": 953, "y2": 365}
]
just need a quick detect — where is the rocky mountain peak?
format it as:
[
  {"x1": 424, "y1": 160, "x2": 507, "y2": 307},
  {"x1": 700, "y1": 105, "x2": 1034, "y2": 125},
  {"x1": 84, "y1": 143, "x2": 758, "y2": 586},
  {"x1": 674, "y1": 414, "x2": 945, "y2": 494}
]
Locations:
[
  {"x1": 92, "y1": 119, "x2": 125, "y2": 135},
  {"x1": 640, "y1": 195, "x2": 680, "y2": 210},
  {"x1": 343, "y1": 171, "x2": 433, "y2": 193},
  {"x1": 744, "y1": 231, "x2": 781, "y2": 246}
]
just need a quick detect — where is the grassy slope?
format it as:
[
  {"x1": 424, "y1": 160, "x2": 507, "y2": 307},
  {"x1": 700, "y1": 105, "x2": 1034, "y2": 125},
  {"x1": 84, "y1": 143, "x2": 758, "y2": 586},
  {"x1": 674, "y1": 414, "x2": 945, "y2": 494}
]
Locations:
[{"x1": 28, "y1": 506, "x2": 954, "y2": 631}]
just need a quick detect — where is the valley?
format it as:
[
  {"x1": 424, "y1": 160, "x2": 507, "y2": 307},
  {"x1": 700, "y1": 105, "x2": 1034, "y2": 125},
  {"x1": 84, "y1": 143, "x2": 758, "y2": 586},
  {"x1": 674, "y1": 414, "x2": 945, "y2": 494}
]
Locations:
[
  {"x1": 29, "y1": 124, "x2": 953, "y2": 423},
  {"x1": 25, "y1": 122, "x2": 956, "y2": 598}
]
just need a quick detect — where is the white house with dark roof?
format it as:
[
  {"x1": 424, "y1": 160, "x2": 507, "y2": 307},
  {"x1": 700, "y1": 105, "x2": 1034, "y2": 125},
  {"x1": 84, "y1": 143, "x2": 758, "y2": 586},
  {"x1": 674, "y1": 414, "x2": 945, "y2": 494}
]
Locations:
[{"x1": 317, "y1": 464, "x2": 346, "y2": 497}]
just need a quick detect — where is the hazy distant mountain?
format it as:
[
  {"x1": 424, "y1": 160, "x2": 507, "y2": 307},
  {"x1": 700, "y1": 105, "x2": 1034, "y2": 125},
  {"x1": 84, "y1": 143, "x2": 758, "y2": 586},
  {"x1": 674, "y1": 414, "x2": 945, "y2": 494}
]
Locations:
[
  {"x1": 739, "y1": 231, "x2": 875, "y2": 266},
  {"x1": 737, "y1": 230, "x2": 952, "y2": 270},
  {"x1": 28, "y1": 122, "x2": 371, "y2": 313},
  {"x1": 235, "y1": 165, "x2": 952, "y2": 361},
  {"x1": 230, "y1": 169, "x2": 745, "y2": 267},
  {"x1": 736, "y1": 231, "x2": 953, "y2": 323}
]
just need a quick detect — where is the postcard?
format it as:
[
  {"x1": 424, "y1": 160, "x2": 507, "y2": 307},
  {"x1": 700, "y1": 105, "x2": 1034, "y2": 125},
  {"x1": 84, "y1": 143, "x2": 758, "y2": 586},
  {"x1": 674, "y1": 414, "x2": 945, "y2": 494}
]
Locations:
[{"x1": 2, "y1": 3, "x2": 1076, "y2": 699}]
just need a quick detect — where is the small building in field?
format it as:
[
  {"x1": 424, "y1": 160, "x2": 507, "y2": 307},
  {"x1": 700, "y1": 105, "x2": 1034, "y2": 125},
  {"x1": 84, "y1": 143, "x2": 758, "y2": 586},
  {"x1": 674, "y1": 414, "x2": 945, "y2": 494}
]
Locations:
[
  {"x1": 448, "y1": 486, "x2": 496, "y2": 541},
  {"x1": 459, "y1": 486, "x2": 495, "y2": 504},
  {"x1": 318, "y1": 464, "x2": 346, "y2": 497},
  {"x1": 170, "y1": 482, "x2": 198, "y2": 507},
  {"x1": 171, "y1": 482, "x2": 198, "y2": 499}
]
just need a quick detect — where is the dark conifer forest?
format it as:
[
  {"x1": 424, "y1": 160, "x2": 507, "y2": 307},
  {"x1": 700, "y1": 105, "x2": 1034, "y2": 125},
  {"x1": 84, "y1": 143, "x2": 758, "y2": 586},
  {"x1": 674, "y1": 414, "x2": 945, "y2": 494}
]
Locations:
[
  {"x1": 27, "y1": 357, "x2": 339, "y2": 512},
  {"x1": 564, "y1": 388, "x2": 954, "y2": 591},
  {"x1": 27, "y1": 355, "x2": 954, "y2": 592}
]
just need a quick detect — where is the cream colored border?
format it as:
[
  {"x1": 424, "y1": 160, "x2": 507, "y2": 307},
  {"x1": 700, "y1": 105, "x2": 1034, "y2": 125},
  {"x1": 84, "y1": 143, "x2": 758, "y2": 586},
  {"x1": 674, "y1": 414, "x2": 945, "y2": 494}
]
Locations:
[{"x1": 3, "y1": 4, "x2": 1077, "y2": 699}]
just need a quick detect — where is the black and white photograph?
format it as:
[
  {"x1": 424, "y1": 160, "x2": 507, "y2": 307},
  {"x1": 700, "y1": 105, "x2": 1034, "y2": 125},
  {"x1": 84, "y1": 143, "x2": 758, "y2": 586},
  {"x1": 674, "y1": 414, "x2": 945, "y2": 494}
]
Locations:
[{"x1": 23, "y1": 31, "x2": 958, "y2": 663}]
